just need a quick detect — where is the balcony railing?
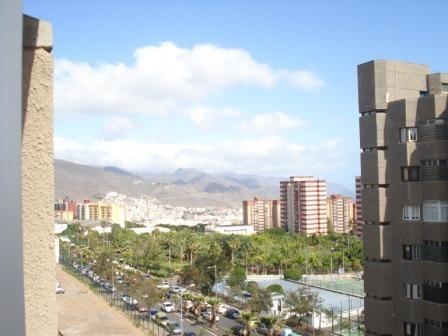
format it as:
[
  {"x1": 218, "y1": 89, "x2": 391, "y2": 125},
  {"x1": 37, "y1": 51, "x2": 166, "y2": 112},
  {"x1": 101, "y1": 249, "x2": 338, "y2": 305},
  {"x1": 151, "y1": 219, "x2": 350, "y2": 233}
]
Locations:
[
  {"x1": 421, "y1": 166, "x2": 448, "y2": 181},
  {"x1": 423, "y1": 246, "x2": 448, "y2": 263},
  {"x1": 423, "y1": 285, "x2": 448, "y2": 304}
]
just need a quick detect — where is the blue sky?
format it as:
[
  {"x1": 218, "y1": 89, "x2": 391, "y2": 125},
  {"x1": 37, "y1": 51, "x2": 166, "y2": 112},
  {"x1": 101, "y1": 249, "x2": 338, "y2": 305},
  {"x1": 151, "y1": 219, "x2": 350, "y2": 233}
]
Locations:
[{"x1": 24, "y1": 1, "x2": 447, "y2": 190}]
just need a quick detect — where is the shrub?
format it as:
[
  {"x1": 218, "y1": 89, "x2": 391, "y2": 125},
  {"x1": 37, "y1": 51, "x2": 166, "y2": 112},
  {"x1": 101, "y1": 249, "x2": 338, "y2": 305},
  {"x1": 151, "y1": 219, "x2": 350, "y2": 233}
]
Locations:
[{"x1": 284, "y1": 268, "x2": 302, "y2": 281}]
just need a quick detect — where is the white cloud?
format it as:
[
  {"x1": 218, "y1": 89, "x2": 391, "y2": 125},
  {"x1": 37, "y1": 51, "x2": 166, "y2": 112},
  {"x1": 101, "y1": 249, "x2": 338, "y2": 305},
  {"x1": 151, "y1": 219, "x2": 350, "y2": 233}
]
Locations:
[
  {"x1": 55, "y1": 135, "x2": 345, "y2": 177},
  {"x1": 239, "y1": 111, "x2": 303, "y2": 133},
  {"x1": 102, "y1": 116, "x2": 138, "y2": 139},
  {"x1": 282, "y1": 70, "x2": 326, "y2": 90},
  {"x1": 55, "y1": 42, "x2": 325, "y2": 123},
  {"x1": 187, "y1": 105, "x2": 241, "y2": 130}
]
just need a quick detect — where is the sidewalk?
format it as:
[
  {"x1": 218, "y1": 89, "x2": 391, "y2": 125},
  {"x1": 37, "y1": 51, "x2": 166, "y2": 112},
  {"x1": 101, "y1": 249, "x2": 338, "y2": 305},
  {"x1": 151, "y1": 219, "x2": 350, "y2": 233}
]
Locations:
[{"x1": 56, "y1": 265, "x2": 145, "y2": 336}]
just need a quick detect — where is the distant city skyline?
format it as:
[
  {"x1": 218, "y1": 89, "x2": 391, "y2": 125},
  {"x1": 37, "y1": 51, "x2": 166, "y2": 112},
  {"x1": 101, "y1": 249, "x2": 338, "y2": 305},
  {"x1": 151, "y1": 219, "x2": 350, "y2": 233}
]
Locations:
[{"x1": 23, "y1": 1, "x2": 448, "y2": 190}]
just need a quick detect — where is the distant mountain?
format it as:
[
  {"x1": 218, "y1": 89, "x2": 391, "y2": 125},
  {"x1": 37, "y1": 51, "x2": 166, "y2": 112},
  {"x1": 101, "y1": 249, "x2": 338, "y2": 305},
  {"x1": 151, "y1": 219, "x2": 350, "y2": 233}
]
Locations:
[{"x1": 55, "y1": 159, "x2": 355, "y2": 207}]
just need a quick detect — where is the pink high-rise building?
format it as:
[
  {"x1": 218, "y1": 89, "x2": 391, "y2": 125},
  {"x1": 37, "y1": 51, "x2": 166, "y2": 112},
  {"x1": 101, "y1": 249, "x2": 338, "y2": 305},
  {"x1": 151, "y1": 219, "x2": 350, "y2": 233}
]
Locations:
[
  {"x1": 243, "y1": 198, "x2": 280, "y2": 232},
  {"x1": 355, "y1": 176, "x2": 363, "y2": 237},
  {"x1": 280, "y1": 176, "x2": 327, "y2": 234},
  {"x1": 327, "y1": 194, "x2": 353, "y2": 234}
]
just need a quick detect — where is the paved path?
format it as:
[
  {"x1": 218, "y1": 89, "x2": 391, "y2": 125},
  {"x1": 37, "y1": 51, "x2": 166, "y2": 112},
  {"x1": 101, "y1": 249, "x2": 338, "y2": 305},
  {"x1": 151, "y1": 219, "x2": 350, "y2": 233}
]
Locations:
[{"x1": 56, "y1": 265, "x2": 145, "y2": 336}]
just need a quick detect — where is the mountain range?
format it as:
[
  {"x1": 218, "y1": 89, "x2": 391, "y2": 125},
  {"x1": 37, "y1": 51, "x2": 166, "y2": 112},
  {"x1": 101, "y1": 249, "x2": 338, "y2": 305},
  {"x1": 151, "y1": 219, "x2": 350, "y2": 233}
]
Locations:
[{"x1": 55, "y1": 159, "x2": 354, "y2": 207}]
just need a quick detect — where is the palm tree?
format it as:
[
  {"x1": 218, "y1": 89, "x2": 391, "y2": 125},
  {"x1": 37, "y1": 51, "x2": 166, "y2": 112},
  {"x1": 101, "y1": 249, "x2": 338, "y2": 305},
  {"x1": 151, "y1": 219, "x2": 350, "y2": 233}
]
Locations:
[
  {"x1": 206, "y1": 296, "x2": 222, "y2": 328},
  {"x1": 227, "y1": 235, "x2": 242, "y2": 264},
  {"x1": 192, "y1": 294, "x2": 205, "y2": 318},
  {"x1": 259, "y1": 316, "x2": 279, "y2": 336},
  {"x1": 240, "y1": 311, "x2": 257, "y2": 336}
]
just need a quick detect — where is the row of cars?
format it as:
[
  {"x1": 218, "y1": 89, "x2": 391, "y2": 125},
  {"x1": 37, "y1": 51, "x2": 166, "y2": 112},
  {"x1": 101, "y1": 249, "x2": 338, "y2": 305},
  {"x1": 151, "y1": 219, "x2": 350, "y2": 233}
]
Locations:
[{"x1": 73, "y1": 262, "x2": 118, "y2": 294}]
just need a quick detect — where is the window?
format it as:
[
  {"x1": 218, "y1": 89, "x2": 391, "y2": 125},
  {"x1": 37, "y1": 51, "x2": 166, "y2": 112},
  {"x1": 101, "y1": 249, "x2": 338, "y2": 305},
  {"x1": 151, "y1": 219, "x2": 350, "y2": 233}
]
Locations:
[
  {"x1": 442, "y1": 83, "x2": 448, "y2": 93},
  {"x1": 404, "y1": 284, "x2": 422, "y2": 299},
  {"x1": 419, "y1": 90, "x2": 428, "y2": 98},
  {"x1": 403, "y1": 205, "x2": 420, "y2": 220},
  {"x1": 421, "y1": 159, "x2": 448, "y2": 166},
  {"x1": 400, "y1": 127, "x2": 418, "y2": 143},
  {"x1": 401, "y1": 166, "x2": 419, "y2": 181},
  {"x1": 423, "y1": 200, "x2": 448, "y2": 222},
  {"x1": 404, "y1": 322, "x2": 421, "y2": 336},
  {"x1": 403, "y1": 245, "x2": 422, "y2": 260}
]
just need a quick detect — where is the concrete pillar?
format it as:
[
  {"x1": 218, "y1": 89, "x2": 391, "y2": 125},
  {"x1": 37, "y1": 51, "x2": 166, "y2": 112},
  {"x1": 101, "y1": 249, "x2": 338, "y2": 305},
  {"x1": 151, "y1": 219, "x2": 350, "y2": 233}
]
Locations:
[{"x1": 22, "y1": 15, "x2": 57, "y2": 335}]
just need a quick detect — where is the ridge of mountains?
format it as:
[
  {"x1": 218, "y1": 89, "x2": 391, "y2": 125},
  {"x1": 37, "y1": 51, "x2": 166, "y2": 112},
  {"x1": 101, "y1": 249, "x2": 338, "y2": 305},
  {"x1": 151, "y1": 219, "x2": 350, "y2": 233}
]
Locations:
[{"x1": 55, "y1": 159, "x2": 354, "y2": 208}]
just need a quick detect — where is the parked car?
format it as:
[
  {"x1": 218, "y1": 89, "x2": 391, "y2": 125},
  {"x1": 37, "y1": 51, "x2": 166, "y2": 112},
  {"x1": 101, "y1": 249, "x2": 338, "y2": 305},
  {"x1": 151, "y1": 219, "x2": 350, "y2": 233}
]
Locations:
[
  {"x1": 231, "y1": 325, "x2": 247, "y2": 336},
  {"x1": 167, "y1": 321, "x2": 182, "y2": 335},
  {"x1": 157, "y1": 281, "x2": 170, "y2": 289},
  {"x1": 183, "y1": 332, "x2": 197, "y2": 336},
  {"x1": 217, "y1": 304, "x2": 230, "y2": 314},
  {"x1": 202, "y1": 310, "x2": 219, "y2": 322},
  {"x1": 55, "y1": 284, "x2": 65, "y2": 294},
  {"x1": 256, "y1": 323, "x2": 268, "y2": 335},
  {"x1": 225, "y1": 308, "x2": 240, "y2": 319},
  {"x1": 121, "y1": 294, "x2": 130, "y2": 303},
  {"x1": 161, "y1": 301, "x2": 175, "y2": 313},
  {"x1": 281, "y1": 327, "x2": 301, "y2": 336},
  {"x1": 135, "y1": 302, "x2": 148, "y2": 313},
  {"x1": 156, "y1": 312, "x2": 169, "y2": 326},
  {"x1": 169, "y1": 286, "x2": 181, "y2": 294},
  {"x1": 241, "y1": 291, "x2": 252, "y2": 299}
]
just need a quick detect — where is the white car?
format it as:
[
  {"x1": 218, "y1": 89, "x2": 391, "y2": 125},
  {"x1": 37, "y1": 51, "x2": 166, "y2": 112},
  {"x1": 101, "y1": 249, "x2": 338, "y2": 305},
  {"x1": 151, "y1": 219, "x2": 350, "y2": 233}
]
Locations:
[
  {"x1": 217, "y1": 304, "x2": 230, "y2": 314},
  {"x1": 161, "y1": 301, "x2": 175, "y2": 313},
  {"x1": 56, "y1": 285, "x2": 65, "y2": 294},
  {"x1": 202, "y1": 310, "x2": 219, "y2": 321},
  {"x1": 157, "y1": 282, "x2": 169, "y2": 289}
]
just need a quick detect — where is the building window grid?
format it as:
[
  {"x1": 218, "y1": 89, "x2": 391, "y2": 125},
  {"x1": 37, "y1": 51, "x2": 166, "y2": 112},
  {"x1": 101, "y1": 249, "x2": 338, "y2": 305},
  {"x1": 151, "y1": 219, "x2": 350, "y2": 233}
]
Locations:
[
  {"x1": 423, "y1": 200, "x2": 448, "y2": 222},
  {"x1": 401, "y1": 166, "x2": 420, "y2": 182},
  {"x1": 404, "y1": 283, "x2": 422, "y2": 299},
  {"x1": 404, "y1": 322, "x2": 422, "y2": 336},
  {"x1": 403, "y1": 205, "x2": 420, "y2": 221},
  {"x1": 403, "y1": 244, "x2": 422, "y2": 260}
]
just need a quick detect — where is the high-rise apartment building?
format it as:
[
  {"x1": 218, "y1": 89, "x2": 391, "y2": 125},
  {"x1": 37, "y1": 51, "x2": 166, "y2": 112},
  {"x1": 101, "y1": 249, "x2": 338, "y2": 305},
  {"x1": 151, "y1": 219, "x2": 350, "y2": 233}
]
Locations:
[
  {"x1": 327, "y1": 194, "x2": 352, "y2": 234},
  {"x1": 355, "y1": 176, "x2": 363, "y2": 237},
  {"x1": 242, "y1": 197, "x2": 280, "y2": 232},
  {"x1": 358, "y1": 60, "x2": 448, "y2": 336},
  {"x1": 77, "y1": 201, "x2": 126, "y2": 227},
  {"x1": 280, "y1": 176, "x2": 327, "y2": 234}
]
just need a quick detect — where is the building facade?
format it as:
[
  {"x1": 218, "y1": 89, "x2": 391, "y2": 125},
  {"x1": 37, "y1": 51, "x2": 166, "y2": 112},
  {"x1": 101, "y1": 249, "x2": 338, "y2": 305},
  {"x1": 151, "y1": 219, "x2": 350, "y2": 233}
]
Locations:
[
  {"x1": 77, "y1": 201, "x2": 126, "y2": 227},
  {"x1": 358, "y1": 60, "x2": 448, "y2": 336},
  {"x1": 280, "y1": 176, "x2": 327, "y2": 234},
  {"x1": 243, "y1": 197, "x2": 280, "y2": 232},
  {"x1": 327, "y1": 194, "x2": 352, "y2": 234},
  {"x1": 355, "y1": 176, "x2": 364, "y2": 237}
]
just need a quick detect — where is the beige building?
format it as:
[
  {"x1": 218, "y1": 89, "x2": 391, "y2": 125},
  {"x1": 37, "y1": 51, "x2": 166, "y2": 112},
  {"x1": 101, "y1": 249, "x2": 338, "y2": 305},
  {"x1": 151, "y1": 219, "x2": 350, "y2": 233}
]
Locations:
[
  {"x1": 326, "y1": 194, "x2": 352, "y2": 234},
  {"x1": 77, "y1": 202, "x2": 126, "y2": 228},
  {"x1": 280, "y1": 176, "x2": 327, "y2": 234},
  {"x1": 243, "y1": 197, "x2": 280, "y2": 232},
  {"x1": 358, "y1": 60, "x2": 448, "y2": 336}
]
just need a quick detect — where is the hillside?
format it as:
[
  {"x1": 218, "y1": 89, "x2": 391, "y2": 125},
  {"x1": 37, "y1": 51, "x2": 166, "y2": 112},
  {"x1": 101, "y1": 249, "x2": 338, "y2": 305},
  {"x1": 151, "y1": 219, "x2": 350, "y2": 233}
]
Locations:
[{"x1": 55, "y1": 159, "x2": 354, "y2": 207}]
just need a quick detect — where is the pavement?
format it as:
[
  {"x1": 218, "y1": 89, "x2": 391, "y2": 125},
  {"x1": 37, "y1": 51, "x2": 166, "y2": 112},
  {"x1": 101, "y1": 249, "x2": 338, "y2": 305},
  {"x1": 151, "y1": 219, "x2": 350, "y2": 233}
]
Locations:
[{"x1": 56, "y1": 265, "x2": 145, "y2": 336}]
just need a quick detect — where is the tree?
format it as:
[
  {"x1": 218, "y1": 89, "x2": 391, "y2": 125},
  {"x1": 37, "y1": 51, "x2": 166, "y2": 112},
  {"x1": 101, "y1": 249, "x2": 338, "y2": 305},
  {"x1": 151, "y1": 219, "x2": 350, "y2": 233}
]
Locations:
[
  {"x1": 227, "y1": 266, "x2": 246, "y2": 292},
  {"x1": 266, "y1": 284, "x2": 284, "y2": 295},
  {"x1": 206, "y1": 296, "x2": 222, "y2": 328},
  {"x1": 249, "y1": 287, "x2": 272, "y2": 314},
  {"x1": 226, "y1": 235, "x2": 242, "y2": 264},
  {"x1": 259, "y1": 316, "x2": 280, "y2": 336},
  {"x1": 285, "y1": 287, "x2": 322, "y2": 325},
  {"x1": 240, "y1": 311, "x2": 257, "y2": 336}
]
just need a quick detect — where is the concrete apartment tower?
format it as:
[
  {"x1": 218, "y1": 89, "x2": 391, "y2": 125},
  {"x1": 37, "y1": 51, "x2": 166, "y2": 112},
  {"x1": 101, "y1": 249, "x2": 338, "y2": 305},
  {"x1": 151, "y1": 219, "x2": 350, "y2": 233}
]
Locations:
[
  {"x1": 243, "y1": 198, "x2": 280, "y2": 232},
  {"x1": 280, "y1": 176, "x2": 327, "y2": 234},
  {"x1": 327, "y1": 194, "x2": 352, "y2": 234},
  {"x1": 358, "y1": 60, "x2": 448, "y2": 336}
]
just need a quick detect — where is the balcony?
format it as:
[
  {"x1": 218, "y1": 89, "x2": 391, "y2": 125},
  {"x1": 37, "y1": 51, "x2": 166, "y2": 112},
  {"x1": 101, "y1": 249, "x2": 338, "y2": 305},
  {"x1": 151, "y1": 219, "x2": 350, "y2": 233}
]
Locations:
[
  {"x1": 423, "y1": 284, "x2": 448, "y2": 304},
  {"x1": 422, "y1": 165, "x2": 448, "y2": 181},
  {"x1": 423, "y1": 245, "x2": 448, "y2": 263}
]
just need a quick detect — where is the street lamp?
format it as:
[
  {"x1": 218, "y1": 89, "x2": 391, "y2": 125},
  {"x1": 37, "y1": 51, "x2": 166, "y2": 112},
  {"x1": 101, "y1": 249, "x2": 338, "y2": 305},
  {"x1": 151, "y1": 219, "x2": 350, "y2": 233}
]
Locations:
[
  {"x1": 180, "y1": 283, "x2": 195, "y2": 335},
  {"x1": 207, "y1": 265, "x2": 217, "y2": 298},
  {"x1": 330, "y1": 248, "x2": 335, "y2": 283}
]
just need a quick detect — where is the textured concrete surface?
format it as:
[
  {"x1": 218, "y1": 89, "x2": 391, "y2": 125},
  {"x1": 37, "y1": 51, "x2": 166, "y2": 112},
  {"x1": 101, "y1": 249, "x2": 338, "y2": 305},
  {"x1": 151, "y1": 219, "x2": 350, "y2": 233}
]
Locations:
[
  {"x1": 22, "y1": 15, "x2": 57, "y2": 335},
  {"x1": 56, "y1": 266, "x2": 145, "y2": 336}
]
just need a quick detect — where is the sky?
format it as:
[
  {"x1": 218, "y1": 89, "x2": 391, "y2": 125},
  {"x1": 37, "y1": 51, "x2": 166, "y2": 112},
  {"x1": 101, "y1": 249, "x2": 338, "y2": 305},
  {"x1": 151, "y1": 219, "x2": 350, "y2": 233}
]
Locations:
[{"x1": 23, "y1": 0, "x2": 448, "y2": 190}]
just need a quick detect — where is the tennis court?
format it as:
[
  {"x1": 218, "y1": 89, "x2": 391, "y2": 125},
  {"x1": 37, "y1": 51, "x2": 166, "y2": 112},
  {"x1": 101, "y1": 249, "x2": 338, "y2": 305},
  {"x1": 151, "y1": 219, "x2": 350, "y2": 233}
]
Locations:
[{"x1": 303, "y1": 277, "x2": 364, "y2": 297}]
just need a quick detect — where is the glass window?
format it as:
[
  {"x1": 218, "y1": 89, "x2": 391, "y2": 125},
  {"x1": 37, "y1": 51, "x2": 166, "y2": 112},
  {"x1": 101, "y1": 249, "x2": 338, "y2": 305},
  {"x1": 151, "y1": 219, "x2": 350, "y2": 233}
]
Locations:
[
  {"x1": 400, "y1": 128, "x2": 407, "y2": 143},
  {"x1": 404, "y1": 322, "x2": 421, "y2": 336},
  {"x1": 423, "y1": 200, "x2": 448, "y2": 222},
  {"x1": 403, "y1": 245, "x2": 421, "y2": 260},
  {"x1": 401, "y1": 166, "x2": 419, "y2": 182},
  {"x1": 399, "y1": 128, "x2": 418, "y2": 143},
  {"x1": 442, "y1": 83, "x2": 448, "y2": 93},
  {"x1": 403, "y1": 205, "x2": 420, "y2": 220}
]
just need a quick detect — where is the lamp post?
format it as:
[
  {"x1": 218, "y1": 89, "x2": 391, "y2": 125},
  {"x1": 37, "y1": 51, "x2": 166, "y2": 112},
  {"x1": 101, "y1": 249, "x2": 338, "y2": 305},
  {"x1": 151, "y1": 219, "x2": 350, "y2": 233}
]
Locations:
[
  {"x1": 207, "y1": 265, "x2": 217, "y2": 298},
  {"x1": 180, "y1": 284, "x2": 195, "y2": 335},
  {"x1": 330, "y1": 248, "x2": 334, "y2": 283}
]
